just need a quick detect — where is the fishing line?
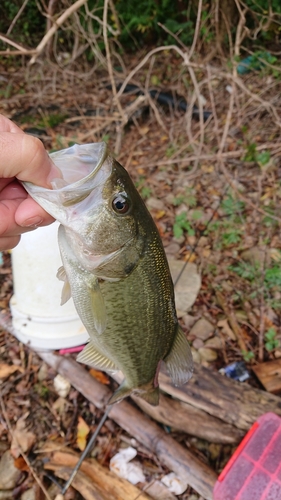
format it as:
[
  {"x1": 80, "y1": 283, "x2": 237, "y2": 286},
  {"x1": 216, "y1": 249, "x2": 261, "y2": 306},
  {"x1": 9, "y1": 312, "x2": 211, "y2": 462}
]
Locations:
[
  {"x1": 61, "y1": 403, "x2": 113, "y2": 494},
  {"x1": 174, "y1": 184, "x2": 229, "y2": 288}
]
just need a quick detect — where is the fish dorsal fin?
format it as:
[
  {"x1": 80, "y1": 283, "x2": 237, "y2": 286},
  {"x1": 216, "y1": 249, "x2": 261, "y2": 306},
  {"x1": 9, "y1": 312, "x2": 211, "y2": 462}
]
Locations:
[
  {"x1": 164, "y1": 325, "x2": 193, "y2": 386},
  {"x1": 87, "y1": 279, "x2": 107, "y2": 335},
  {"x1": 56, "y1": 266, "x2": 72, "y2": 305},
  {"x1": 77, "y1": 341, "x2": 118, "y2": 373}
]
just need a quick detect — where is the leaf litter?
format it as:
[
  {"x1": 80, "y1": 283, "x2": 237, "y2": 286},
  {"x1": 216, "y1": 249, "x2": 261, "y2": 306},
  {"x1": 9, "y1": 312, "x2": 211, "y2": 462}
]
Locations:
[{"x1": 0, "y1": 49, "x2": 281, "y2": 500}]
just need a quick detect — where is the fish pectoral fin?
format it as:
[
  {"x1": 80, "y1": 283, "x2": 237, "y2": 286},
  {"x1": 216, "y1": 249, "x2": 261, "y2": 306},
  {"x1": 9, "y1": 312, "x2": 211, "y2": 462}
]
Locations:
[
  {"x1": 56, "y1": 265, "x2": 72, "y2": 305},
  {"x1": 87, "y1": 279, "x2": 107, "y2": 335},
  {"x1": 56, "y1": 265, "x2": 66, "y2": 281},
  {"x1": 108, "y1": 380, "x2": 159, "y2": 406},
  {"x1": 76, "y1": 342, "x2": 118, "y2": 373},
  {"x1": 164, "y1": 325, "x2": 193, "y2": 386}
]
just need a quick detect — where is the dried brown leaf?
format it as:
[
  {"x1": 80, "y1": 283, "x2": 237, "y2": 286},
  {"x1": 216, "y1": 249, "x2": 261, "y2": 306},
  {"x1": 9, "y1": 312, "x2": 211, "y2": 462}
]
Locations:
[
  {"x1": 0, "y1": 363, "x2": 23, "y2": 379},
  {"x1": 10, "y1": 415, "x2": 36, "y2": 458}
]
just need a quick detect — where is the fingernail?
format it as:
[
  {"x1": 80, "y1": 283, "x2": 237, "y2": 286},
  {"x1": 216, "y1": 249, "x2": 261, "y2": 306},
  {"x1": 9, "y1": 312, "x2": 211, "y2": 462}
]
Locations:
[{"x1": 21, "y1": 216, "x2": 44, "y2": 228}]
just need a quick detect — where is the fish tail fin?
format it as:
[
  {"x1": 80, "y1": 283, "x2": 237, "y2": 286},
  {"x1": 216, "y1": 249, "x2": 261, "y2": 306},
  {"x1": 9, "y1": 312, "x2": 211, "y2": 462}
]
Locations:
[
  {"x1": 108, "y1": 379, "x2": 159, "y2": 406},
  {"x1": 164, "y1": 324, "x2": 193, "y2": 386}
]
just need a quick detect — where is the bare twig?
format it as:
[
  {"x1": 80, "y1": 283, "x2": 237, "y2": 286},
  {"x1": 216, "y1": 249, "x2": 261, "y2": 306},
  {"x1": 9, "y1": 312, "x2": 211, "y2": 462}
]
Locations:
[
  {"x1": 6, "y1": 0, "x2": 29, "y2": 35},
  {"x1": 0, "y1": 34, "x2": 35, "y2": 54},
  {"x1": 189, "y1": 0, "x2": 203, "y2": 59},
  {"x1": 103, "y1": 0, "x2": 127, "y2": 154},
  {"x1": 29, "y1": 0, "x2": 88, "y2": 64}
]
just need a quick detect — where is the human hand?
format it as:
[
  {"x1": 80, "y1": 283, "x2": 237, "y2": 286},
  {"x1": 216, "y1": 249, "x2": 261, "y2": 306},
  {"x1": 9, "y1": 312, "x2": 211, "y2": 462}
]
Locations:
[{"x1": 0, "y1": 114, "x2": 61, "y2": 250}]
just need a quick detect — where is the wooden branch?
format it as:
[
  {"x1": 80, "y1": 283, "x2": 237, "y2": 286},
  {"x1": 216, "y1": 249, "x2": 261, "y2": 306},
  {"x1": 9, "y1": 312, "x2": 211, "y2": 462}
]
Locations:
[
  {"x1": 45, "y1": 466, "x2": 108, "y2": 500},
  {"x1": 0, "y1": 34, "x2": 35, "y2": 55},
  {"x1": 112, "y1": 372, "x2": 243, "y2": 444},
  {"x1": 159, "y1": 364, "x2": 281, "y2": 431},
  {"x1": 133, "y1": 393, "x2": 243, "y2": 444},
  {"x1": 38, "y1": 351, "x2": 217, "y2": 500},
  {"x1": 44, "y1": 448, "x2": 152, "y2": 500},
  {"x1": 29, "y1": 0, "x2": 88, "y2": 65}
]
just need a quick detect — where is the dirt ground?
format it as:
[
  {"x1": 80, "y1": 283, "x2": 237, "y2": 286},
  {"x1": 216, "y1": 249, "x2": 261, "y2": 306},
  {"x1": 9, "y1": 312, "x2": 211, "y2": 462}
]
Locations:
[{"x1": 0, "y1": 50, "x2": 281, "y2": 500}]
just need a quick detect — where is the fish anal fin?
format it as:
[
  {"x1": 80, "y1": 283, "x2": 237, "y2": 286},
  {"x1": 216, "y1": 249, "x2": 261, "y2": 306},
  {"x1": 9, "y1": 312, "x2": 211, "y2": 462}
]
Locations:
[
  {"x1": 56, "y1": 265, "x2": 71, "y2": 305},
  {"x1": 87, "y1": 279, "x2": 107, "y2": 335},
  {"x1": 108, "y1": 381, "x2": 133, "y2": 405},
  {"x1": 109, "y1": 379, "x2": 160, "y2": 406},
  {"x1": 77, "y1": 342, "x2": 118, "y2": 373},
  {"x1": 164, "y1": 325, "x2": 193, "y2": 386}
]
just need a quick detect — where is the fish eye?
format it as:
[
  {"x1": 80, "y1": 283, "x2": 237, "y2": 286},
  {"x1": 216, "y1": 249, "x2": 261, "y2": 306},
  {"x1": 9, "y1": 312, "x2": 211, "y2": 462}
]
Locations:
[{"x1": 112, "y1": 193, "x2": 131, "y2": 214}]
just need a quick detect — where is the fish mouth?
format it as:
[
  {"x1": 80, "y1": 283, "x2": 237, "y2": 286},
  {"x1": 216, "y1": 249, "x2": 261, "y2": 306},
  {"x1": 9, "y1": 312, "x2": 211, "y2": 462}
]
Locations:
[
  {"x1": 50, "y1": 142, "x2": 108, "y2": 187},
  {"x1": 23, "y1": 142, "x2": 112, "y2": 212},
  {"x1": 49, "y1": 142, "x2": 110, "y2": 206}
]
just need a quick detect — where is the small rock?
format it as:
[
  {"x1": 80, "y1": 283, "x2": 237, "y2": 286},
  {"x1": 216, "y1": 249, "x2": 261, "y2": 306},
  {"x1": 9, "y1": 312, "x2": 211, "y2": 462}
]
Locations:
[
  {"x1": 191, "y1": 348, "x2": 201, "y2": 364},
  {"x1": 172, "y1": 235, "x2": 185, "y2": 245},
  {"x1": 0, "y1": 491, "x2": 14, "y2": 499},
  {"x1": 175, "y1": 204, "x2": 188, "y2": 216},
  {"x1": 205, "y1": 337, "x2": 222, "y2": 349},
  {"x1": 38, "y1": 362, "x2": 48, "y2": 382},
  {"x1": 182, "y1": 314, "x2": 197, "y2": 330},
  {"x1": 241, "y1": 246, "x2": 269, "y2": 266},
  {"x1": 189, "y1": 318, "x2": 214, "y2": 341},
  {"x1": 275, "y1": 350, "x2": 281, "y2": 359},
  {"x1": 197, "y1": 236, "x2": 209, "y2": 247},
  {"x1": 0, "y1": 451, "x2": 23, "y2": 489},
  {"x1": 146, "y1": 197, "x2": 165, "y2": 211},
  {"x1": 193, "y1": 338, "x2": 204, "y2": 350},
  {"x1": 168, "y1": 258, "x2": 201, "y2": 312},
  {"x1": 164, "y1": 193, "x2": 176, "y2": 205},
  {"x1": 145, "y1": 480, "x2": 177, "y2": 499},
  {"x1": 165, "y1": 242, "x2": 180, "y2": 255},
  {"x1": 21, "y1": 488, "x2": 35, "y2": 500},
  {"x1": 198, "y1": 347, "x2": 218, "y2": 362}
]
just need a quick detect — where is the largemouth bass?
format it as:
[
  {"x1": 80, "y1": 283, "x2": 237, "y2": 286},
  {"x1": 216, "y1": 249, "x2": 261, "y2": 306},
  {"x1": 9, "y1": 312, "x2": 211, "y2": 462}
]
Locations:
[{"x1": 23, "y1": 143, "x2": 193, "y2": 405}]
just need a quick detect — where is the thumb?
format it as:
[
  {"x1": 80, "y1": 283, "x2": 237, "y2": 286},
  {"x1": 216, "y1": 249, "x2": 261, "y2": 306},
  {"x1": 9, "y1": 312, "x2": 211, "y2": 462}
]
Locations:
[{"x1": 0, "y1": 132, "x2": 61, "y2": 187}]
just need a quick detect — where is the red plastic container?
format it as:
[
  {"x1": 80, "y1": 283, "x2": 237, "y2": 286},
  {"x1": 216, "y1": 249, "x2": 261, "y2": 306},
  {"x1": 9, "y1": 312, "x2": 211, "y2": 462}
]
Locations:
[{"x1": 213, "y1": 413, "x2": 281, "y2": 500}]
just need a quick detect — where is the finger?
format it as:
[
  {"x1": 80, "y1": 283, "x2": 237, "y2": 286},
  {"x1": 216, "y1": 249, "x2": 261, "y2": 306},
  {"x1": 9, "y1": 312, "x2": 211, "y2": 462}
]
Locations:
[
  {"x1": 0, "y1": 132, "x2": 61, "y2": 187},
  {"x1": 0, "y1": 197, "x2": 54, "y2": 237},
  {"x1": 15, "y1": 197, "x2": 55, "y2": 228},
  {"x1": 0, "y1": 235, "x2": 21, "y2": 251},
  {"x1": 0, "y1": 179, "x2": 27, "y2": 200},
  {"x1": 0, "y1": 114, "x2": 23, "y2": 134}
]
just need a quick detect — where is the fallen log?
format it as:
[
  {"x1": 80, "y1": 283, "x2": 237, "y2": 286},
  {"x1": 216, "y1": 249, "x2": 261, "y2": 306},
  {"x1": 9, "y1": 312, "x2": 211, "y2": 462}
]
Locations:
[
  {"x1": 45, "y1": 466, "x2": 109, "y2": 500},
  {"x1": 39, "y1": 350, "x2": 217, "y2": 500},
  {"x1": 133, "y1": 394, "x2": 243, "y2": 444},
  {"x1": 44, "y1": 449, "x2": 152, "y2": 500},
  {"x1": 112, "y1": 373, "x2": 243, "y2": 444},
  {"x1": 159, "y1": 364, "x2": 281, "y2": 430}
]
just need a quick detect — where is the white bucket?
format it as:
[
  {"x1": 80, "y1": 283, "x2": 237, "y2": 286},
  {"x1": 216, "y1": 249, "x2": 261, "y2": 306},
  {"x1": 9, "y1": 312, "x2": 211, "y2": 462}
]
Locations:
[{"x1": 10, "y1": 221, "x2": 89, "y2": 349}]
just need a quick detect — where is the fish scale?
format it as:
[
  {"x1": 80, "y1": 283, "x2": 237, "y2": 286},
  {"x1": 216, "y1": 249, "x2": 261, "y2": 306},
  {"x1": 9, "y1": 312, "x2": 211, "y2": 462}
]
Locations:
[{"x1": 23, "y1": 142, "x2": 193, "y2": 406}]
